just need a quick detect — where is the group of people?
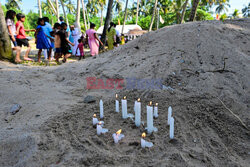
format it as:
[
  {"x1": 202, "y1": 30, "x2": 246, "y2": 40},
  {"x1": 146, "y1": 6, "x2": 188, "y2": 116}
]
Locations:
[{"x1": 5, "y1": 9, "x2": 126, "y2": 64}]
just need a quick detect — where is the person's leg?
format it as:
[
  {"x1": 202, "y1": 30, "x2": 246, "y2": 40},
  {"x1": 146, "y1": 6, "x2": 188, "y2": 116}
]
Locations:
[
  {"x1": 38, "y1": 49, "x2": 42, "y2": 62},
  {"x1": 44, "y1": 49, "x2": 48, "y2": 59},
  {"x1": 48, "y1": 48, "x2": 52, "y2": 61},
  {"x1": 13, "y1": 47, "x2": 22, "y2": 63}
]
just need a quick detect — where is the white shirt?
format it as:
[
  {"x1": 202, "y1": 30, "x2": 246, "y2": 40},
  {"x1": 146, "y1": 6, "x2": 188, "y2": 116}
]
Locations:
[
  {"x1": 115, "y1": 29, "x2": 121, "y2": 37},
  {"x1": 6, "y1": 19, "x2": 16, "y2": 35}
]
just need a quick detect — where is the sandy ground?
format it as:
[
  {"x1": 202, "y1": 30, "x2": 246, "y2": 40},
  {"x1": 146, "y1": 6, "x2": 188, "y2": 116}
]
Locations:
[{"x1": 0, "y1": 18, "x2": 250, "y2": 167}]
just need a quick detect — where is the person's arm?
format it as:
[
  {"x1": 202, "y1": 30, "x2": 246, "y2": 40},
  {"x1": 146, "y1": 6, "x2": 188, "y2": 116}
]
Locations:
[
  {"x1": 25, "y1": 29, "x2": 36, "y2": 32},
  {"x1": 66, "y1": 37, "x2": 74, "y2": 46},
  {"x1": 94, "y1": 33, "x2": 103, "y2": 46},
  {"x1": 7, "y1": 26, "x2": 15, "y2": 42},
  {"x1": 34, "y1": 28, "x2": 40, "y2": 43},
  {"x1": 16, "y1": 25, "x2": 21, "y2": 35}
]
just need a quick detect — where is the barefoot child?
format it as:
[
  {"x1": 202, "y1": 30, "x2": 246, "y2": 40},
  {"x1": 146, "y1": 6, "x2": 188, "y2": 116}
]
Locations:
[
  {"x1": 60, "y1": 23, "x2": 74, "y2": 63},
  {"x1": 53, "y1": 23, "x2": 62, "y2": 63},
  {"x1": 76, "y1": 38, "x2": 84, "y2": 60},
  {"x1": 16, "y1": 13, "x2": 35, "y2": 61},
  {"x1": 34, "y1": 18, "x2": 52, "y2": 62}
]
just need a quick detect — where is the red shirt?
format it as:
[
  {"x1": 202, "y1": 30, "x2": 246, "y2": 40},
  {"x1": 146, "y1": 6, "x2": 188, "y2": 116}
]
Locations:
[{"x1": 16, "y1": 21, "x2": 26, "y2": 39}]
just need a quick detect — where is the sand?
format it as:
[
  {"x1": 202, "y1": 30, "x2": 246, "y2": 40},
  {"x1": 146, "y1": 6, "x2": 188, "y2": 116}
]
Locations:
[{"x1": 0, "y1": 18, "x2": 249, "y2": 167}]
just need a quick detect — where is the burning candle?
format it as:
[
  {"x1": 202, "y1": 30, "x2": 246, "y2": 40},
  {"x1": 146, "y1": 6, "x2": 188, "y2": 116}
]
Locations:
[
  {"x1": 96, "y1": 122, "x2": 108, "y2": 135},
  {"x1": 115, "y1": 94, "x2": 119, "y2": 113},
  {"x1": 100, "y1": 99, "x2": 104, "y2": 119},
  {"x1": 153, "y1": 103, "x2": 158, "y2": 118},
  {"x1": 146, "y1": 101, "x2": 154, "y2": 134},
  {"x1": 141, "y1": 132, "x2": 153, "y2": 148},
  {"x1": 135, "y1": 98, "x2": 141, "y2": 127},
  {"x1": 112, "y1": 129, "x2": 125, "y2": 143},
  {"x1": 170, "y1": 117, "x2": 174, "y2": 139},
  {"x1": 93, "y1": 114, "x2": 98, "y2": 125},
  {"x1": 168, "y1": 106, "x2": 172, "y2": 125},
  {"x1": 121, "y1": 96, "x2": 128, "y2": 119}
]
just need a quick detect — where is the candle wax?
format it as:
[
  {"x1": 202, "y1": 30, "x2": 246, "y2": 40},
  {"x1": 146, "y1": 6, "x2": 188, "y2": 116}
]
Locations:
[
  {"x1": 100, "y1": 100, "x2": 104, "y2": 119},
  {"x1": 141, "y1": 138, "x2": 153, "y2": 148},
  {"x1": 112, "y1": 133, "x2": 125, "y2": 143},
  {"x1": 168, "y1": 106, "x2": 172, "y2": 125}
]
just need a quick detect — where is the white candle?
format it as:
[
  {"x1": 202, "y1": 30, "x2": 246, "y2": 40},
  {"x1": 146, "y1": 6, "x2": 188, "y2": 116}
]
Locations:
[
  {"x1": 135, "y1": 98, "x2": 141, "y2": 127},
  {"x1": 92, "y1": 114, "x2": 98, "y2": 125},
  {"x1": 100, "y1": 99, "x2": 104, "y2": 119},
  {"x1": 121, "y1": 96, "x2": 128, "y2": 119},
  {"x1": 97, "y1": 123, "x2": 102, "y2": 135},
  {"x1": 97, "y1": 122, "x2": 108, "y2": 135},
  {"x1": 170, "y1": 117, "x2": 174, "y2": 139},
  {"x1": 168, "y1": 106, "x2": 172, "y2": 125},
  {"x1": 153, "y1": 103, "x2": 158, "y2": 118},
  {"x1": 146, "y1": 101, "x2": 154, "y2": 134},
  {"x1": 141, "y1": 133, "x2": 153, "y2": 148},
  {"x1": 112, "y1": 129, "x2": 125, "y2": 143},
  {"x1": 115, "y1": 94, "x2": 119, "y2": 112}
]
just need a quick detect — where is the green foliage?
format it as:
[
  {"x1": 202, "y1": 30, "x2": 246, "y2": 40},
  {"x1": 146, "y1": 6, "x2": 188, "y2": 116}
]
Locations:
[
  {"x1": 196, "y1": 9, "x2": 214, "y2": 21},
  {"x1": 220, "y1": 13, "x2": 227, "y2": 21}
]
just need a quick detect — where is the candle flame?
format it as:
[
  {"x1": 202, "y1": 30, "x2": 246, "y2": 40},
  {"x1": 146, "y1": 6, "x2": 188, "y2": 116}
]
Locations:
[
  {"x1": 116, "y1": 129, "x2": 122, "y2": 134},
  {"x1": 155, "y1": 103, "x2": 158, "y2": 106},
  {"x1": 149, "y1": 101, "x2": 152, "y2": 106},
  {"x1": 137, "y1": 98, "x2": 140, "y2": 102},
  {"x1": 116, "y1": 94, "x2": 118, "y2": 98},
  {"x1": 98, "y1": 122, "x2": 102, "y2": 125},
  {"x1": 142, "y1": 132, "x2": 146, "y2": 138},
  {"x1": 93, "y1": 114, "x2": 96, "y2": 118},
  {"x1": 124, "y1": 96, "x2": 126, "y2": 100}
]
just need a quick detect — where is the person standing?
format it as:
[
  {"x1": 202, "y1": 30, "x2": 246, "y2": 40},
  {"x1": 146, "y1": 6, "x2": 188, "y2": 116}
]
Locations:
[
  {"x1": 114, "y1": 24, "x2": 121, "y2": 47},
  {"x1": 86, "y1": 23, "x2": 103, "y2": 57},
  {"x1": 60, "y1": 23, "x2": 74, "y2": 63},
  {"x1": 106, "y1": 22, "x2": 116, "y2": 50},
  {"x1": 16, "y1": 13, "x2": 35, "y2": 61},
  {"x1": 70, "y1": 25, "x2": 81, "y2": 56},
  {"x1": 35, "y1": 18, "x2": 52, "y2": 62},
  {"x1": 42, "y1": 17, "x2": 53, "y2": 60}
]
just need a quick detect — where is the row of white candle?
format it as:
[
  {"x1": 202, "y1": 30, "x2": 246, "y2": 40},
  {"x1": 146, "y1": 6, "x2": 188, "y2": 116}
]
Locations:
[{"x1": 95, "y1": 94, "x2": 175, "y2": 147}]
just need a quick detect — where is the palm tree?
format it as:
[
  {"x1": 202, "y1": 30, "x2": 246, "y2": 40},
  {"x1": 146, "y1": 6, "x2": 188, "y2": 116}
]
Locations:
[
  {"x1": 38, "y1": 0, "x2": 42, "y2": 18},
  {"x1": 81, "y1": 0, "x2": 88, "y2": 30},
  {"x1": 75, "y1": 0, "x2": 81, "y2": 28},
  {"x1": 122, "y1": 0, "x2": 129, "y2": 34},
  {"x1": 215, "y1": 0, "x2": 230, "y2": 14},
  {"x1": 60, "y1": 0, "x2": 69, "y2": 25},
  {"x1": 55, "y1": 0, "x2": 60, "y2": 22},
  {"x1": 136, "y1": 0, "x2": 140, "y2": 25},
  {"x1": 66, "y1": 0, "x2": 75, "y2": 14},
  {"x1": 5, "y1": 0, "x2": 22, "y2": 9},
  {"x1": 47, "y1": 0, "x2": 58, "y2": 16},
  {"x1": 100, "y1": 0, "x2": 114, "y2": 49},
  {"x1": 180, "y1": 0, "x2": 188, "y2": 24},
  {"x1": 189, "y1": 0, "x2": 200, "y2": 21},
  {"x1": 242, "y1": 3, "x2": 250, "y2": 17},
  {"x1": 149, "y1": 0, "x2": 158, "y2": 31},
  {"x1": 99, "y1": 0, "x2": 106, "y2": 26},
  {"x1": 0, "y1": 3, "x2": 13, "y2": 61}
]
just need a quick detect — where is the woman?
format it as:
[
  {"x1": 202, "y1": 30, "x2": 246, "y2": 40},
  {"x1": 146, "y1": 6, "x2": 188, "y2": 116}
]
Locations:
[
  {"x1": 35, "y1": 18, "x2": 52, "y2": 62},
  {"x1": 5, "y1": 10, "x2": 21, "y2": 63},
  {"x1": 106, "y1": 22, "x2": 116, "y2": 50},
  {"x1": 86, "y1": 23, "x2": 103, "y2": 57}
]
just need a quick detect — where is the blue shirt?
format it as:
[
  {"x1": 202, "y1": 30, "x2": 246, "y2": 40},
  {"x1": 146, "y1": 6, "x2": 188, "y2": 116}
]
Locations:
[{"x1": 42, "y1": 22, "x2": 53, "y2": 37}]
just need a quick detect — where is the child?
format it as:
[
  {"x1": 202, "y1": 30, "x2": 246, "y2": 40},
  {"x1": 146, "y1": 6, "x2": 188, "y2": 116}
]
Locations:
[
  {"x1": 34, "y1": 18, "x2": 52, "y2": 62},
  {"x1": 76, "y1": 38, "x2": 84, "y2": 60},
  {"x1": 60, "y1": 23, "x2": 74, "y2": 63},
  {"x1": 53, "y1": 23, "x2": 62, "y2": 63},
  {"x1": 16, "y1": 13, "x2": 35, "y2": 61}
]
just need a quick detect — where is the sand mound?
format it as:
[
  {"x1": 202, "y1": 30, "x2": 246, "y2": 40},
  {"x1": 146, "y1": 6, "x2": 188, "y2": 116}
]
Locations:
[{"x1": 0, "y1": 19, "x2": 249, "y2": 166}]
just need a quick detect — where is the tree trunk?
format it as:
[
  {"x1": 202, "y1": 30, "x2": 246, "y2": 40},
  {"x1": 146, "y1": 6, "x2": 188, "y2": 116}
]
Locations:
[
  {"x1": 122, "y1": 0, "x2": 129, "y2": 34},
  {"x1": 136, "y1": 0, "x2": 139, "y2": 25},
  {"x1": 47, "y1": 0, "x2": 58, "y2": 16},
  {"x1": 0, "y1": 4, "x2": 13, "y2": 61},
  {"x1": 60, "y1": 0, "x2": 69, "y2": 25},
  {"x1": 86, "y1": 9, "x2": 90, "y2": 28},
  {"x1": 149, "y1": 0, "x2": 158, "y2": 31},
  {"x1": 180, "y1": 0, "x2": 188, "y2": 24},
  {"x1": 75, "y1": 0, "x2": 81, "y2": 29},
  {"x1": 38, "y1": 0, "x2": 42, "y2": 18},
  {"x1": 100, "y1": 7, "x2": 103, "y2": 26},
  {"x1": 81, "y1": 0, "x2": 87, "y2": 30},
  {"x1": 55, "y1": 0, "x2": 60, "y2": 22},
  {"x1": 189, "y1": 0, "x2": 199, "y2": 21},
  {"x1": 100, "y1": 0, "x2": 113, "y2": 50}
]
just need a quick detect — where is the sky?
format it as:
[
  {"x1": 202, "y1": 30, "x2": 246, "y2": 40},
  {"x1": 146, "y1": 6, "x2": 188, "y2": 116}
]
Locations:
[{"x1": 0, "y1": 0, "x2": 249, "y2": 15}]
